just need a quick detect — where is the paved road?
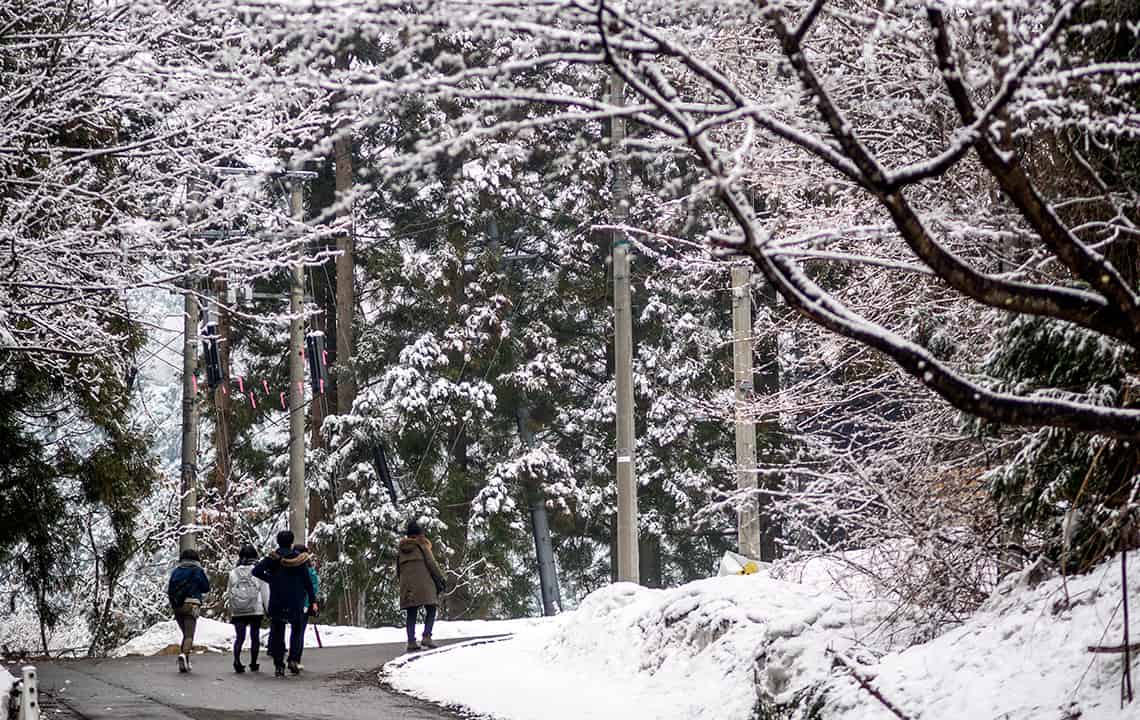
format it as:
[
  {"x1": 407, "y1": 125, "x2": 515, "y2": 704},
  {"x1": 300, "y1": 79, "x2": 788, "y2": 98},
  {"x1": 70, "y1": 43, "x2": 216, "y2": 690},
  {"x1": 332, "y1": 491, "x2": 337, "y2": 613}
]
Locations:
[{"x1": 20, "y1": 642, "x2": 464, "y2": 720}]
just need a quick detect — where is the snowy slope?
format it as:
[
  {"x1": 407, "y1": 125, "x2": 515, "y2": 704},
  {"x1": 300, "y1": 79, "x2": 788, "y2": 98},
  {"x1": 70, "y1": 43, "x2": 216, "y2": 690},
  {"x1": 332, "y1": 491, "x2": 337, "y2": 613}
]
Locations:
[
  {"x1": 821, "y1": 553, "x2": 1140, "y2": 720},
  {"x1": 384, "y1": 554, "x2": 1140, "y2": 720},
  {"x1": 385, "y1": 575, "x2": 911, "y2": 720}
]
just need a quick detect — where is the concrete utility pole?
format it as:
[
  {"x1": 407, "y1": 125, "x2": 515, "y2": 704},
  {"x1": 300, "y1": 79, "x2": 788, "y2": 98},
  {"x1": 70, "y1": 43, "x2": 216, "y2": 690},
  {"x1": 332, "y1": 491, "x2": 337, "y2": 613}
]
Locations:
[
  {"x1": 731, "y1": 264, "x2": 761, "y2": 559},
  {"x1": 288, "y1": 181, "x2": 308, "y2": 545},
  {"x1": 179, "y1": 276, "x2": 200, "y2": 554},
  {"x1": 610, "y1": 66, "x2": 639, "y2": 584}
]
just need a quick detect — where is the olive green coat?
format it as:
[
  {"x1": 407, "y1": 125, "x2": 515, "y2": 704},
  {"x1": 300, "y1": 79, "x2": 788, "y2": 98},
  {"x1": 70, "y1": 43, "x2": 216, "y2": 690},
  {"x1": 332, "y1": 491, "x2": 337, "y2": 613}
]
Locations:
[{"x1": 396, "y1": 536, "x2": 444, "y2": 609}]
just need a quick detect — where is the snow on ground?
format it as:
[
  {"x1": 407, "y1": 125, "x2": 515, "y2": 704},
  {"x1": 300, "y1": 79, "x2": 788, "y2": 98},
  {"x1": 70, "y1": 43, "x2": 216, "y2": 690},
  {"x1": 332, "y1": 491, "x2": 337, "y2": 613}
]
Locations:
[
  {"x1": 821, "y1": 553, "x2": 1140, "y2": 720},
  {"x1": 385, "y1": 576, "x2": 911, "y2": 720},
  {"x1": 0, "y1": 664, "x2": 14, "y2": 720},
  {"x1": 112, "y1": 616, "x2": 542, "y2": 657},
  {"x1": 384, "y1": 553, "x2": 1140, "y2": 720}
]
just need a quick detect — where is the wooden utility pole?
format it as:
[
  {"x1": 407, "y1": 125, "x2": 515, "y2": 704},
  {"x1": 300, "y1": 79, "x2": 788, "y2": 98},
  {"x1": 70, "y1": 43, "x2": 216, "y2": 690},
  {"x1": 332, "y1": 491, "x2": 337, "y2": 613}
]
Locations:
[
  {"x1": 179, "y1": 278, "x2": 200, "y2": 553},
  {"x1": 334, "y1": 133, "x2": 356, "y2": 415},
  {"x1": 211, "y1": 276, "x2": 232, "y2": 494},
  {"x1": 731, "y1": 264, "x2": 761, "y2": 559},
  {"x1": 288, "y1": 181, "x2": 308, "y2": 545},
  {"x1": 610, "y1": 66, "x2": 639, "y2": 584}
]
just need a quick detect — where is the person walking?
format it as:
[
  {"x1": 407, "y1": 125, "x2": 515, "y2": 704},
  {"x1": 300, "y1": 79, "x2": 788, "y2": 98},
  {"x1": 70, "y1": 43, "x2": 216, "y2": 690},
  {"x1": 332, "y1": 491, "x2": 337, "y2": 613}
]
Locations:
[
  {"x1": 252, "y1": 530, "x2": 317, "y2": 677},
  {"x1": 294, "y1": 544, "x2": 322, "y2": 648},
  {"x1": 396, "y1": 519, "x2": 446, "y2": 652},
  {"x1": 228, "y1": 544, "x2": 269, "y2": 673},
  {"x1": 167, "y1": 548, "x2": 210, "y2": 674}
]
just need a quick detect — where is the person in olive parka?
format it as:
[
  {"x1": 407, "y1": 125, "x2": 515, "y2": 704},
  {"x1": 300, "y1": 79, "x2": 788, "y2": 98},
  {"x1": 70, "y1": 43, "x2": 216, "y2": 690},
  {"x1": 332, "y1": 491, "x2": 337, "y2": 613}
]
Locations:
[
  {"x1": 396, "y1": 519, "x2": 446, "y2": 651},
  {"x1": 252, "y1": 530, "x2": 317, "y2": 676}
]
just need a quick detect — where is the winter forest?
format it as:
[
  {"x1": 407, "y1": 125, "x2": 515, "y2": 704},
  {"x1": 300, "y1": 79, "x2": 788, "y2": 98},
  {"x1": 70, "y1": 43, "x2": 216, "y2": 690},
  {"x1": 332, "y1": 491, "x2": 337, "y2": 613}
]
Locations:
[{"x1": 2, "y1": 0, "x2": 1140, "y2": 705}]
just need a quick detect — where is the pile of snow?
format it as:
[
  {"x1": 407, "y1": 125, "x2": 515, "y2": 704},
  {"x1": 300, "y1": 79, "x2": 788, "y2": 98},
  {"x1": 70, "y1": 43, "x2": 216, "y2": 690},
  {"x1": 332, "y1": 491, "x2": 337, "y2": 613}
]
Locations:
[
  {"x1": 384, "y1": 553, "x2": 1140, "y2": 720},
  {"x1": 112, "y1": 616, "x2": 541, "y2": 657},
  {"x1": 1, "y1": 665, "x2": 15, "y2": 720},
  {"x1": 821, "y1": 553, "x2": 1139, "y2": 720},
  {"x1": 385, "y1": 575, "x2": 911, "y2": 720}
]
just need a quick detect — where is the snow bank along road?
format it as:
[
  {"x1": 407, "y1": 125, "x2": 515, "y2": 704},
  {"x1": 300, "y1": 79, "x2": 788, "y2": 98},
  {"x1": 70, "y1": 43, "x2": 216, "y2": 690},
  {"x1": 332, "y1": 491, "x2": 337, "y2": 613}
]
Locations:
[{"x1": 19, "y1": 641, "x2": 463, "y2": 720}]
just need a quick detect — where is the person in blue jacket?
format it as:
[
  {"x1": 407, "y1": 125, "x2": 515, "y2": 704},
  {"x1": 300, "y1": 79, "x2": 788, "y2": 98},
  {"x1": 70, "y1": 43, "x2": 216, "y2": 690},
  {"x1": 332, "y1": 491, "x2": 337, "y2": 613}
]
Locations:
[
  {"x1": 167, "y1": 548, "x2": 210, "y2": 674},
  {"x1": 252, "y1": 530, "x2": 317, "y2": 677}
]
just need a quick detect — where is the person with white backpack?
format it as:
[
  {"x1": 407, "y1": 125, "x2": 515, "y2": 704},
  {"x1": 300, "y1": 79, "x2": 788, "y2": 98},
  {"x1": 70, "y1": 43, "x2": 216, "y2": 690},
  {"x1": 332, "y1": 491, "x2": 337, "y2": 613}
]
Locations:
[{"x1": 228, "y1": 544, "x2": 269, "y2": 673}]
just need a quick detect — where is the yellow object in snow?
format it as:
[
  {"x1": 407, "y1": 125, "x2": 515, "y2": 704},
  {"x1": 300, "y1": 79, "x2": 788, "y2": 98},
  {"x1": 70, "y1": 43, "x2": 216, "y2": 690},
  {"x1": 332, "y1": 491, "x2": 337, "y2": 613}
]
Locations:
[{"x1": 717, "y1": 550, "x2": 769, "y2": 577}]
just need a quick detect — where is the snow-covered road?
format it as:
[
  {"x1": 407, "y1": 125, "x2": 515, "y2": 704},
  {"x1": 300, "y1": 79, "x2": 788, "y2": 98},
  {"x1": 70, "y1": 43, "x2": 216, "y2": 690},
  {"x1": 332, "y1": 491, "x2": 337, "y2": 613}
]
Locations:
[{"x1": 17, "y1": 641, "x2": 461, "y2": 720}]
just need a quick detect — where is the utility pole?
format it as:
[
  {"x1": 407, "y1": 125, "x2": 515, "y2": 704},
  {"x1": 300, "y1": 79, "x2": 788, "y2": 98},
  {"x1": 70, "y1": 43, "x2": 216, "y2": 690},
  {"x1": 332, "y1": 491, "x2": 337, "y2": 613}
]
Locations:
[
  {"x1": 209, "y1": 165, "x2": 315, "y2": 543},
  {"x1": 334, "y1": 132, "x2": 356, "y2": 415},
  {"x1": 211, "y1": 276, "x2": 232, "y2": 494},
  {"x1": 179, "y1": 275, "x2": 200, "y2": 554},
  {"x1": 611, "y1": 66, "x2": 639, "y2": 584},
  {"x1": 731, "y1": 264, "x2": 761, "y2": 559},
  {"x1": 288, "y1": 181, "x2": 308, "y2": 545}
]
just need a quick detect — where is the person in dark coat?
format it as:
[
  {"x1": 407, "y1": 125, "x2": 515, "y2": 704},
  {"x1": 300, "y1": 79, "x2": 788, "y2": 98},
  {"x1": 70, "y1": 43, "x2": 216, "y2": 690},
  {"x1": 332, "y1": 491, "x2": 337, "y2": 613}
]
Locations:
[
  {"x1": 396, "y1": 519, "x2": 445, "y2": 652},
  {"x1": 167, "y1": 548, "x2": 210, "y2": 674},
  {"x1": 252, "y1": 530, "x2": 317, "y2": 676}
]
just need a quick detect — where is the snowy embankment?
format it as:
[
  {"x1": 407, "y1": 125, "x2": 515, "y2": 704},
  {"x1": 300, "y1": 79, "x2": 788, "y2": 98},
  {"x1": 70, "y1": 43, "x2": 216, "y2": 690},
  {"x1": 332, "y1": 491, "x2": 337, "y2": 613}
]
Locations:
[
  {"x1": 386, "y1": 575, "x2": 908, "y2": 720},
  {"x1": 112, "y1": 616, "x2": 541, "y2": 657},
  {"x1": 384, "y1": 554, "x2": 1140, "y2": 720}
]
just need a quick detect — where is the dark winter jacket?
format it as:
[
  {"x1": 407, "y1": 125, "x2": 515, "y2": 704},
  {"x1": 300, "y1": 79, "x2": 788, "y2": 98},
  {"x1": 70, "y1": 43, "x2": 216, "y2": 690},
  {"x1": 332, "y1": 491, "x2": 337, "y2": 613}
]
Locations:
[
  {"x1": 396, "y1": 536, "x2": 443, "y2": 609},
  {"x1": 168, "y1": 560, "x2": 210, "y2": 610},
  {"x1": 252, "y1": 547, "x2": 317, "y2": 620}
]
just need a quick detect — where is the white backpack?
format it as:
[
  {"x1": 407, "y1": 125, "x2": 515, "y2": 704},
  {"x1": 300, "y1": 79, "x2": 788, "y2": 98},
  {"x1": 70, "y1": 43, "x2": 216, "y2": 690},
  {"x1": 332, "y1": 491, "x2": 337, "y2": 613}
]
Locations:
[{"x1": 229, "y1": 565, "x2": 262, "y2": 616}]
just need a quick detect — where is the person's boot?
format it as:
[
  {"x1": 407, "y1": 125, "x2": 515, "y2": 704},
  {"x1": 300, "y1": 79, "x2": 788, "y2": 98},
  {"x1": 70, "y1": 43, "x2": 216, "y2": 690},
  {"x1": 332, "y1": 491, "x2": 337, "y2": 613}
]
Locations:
[
  {"x1": 406, "y1": 640, "x2": 421, "y2": 652},
  {"x1": 177, "y1": 654, "x2": 188, "y2": 673},
  {"x1": 249, "y1": 661, "x2": 260, "y2": 672},
  {"x1": 274, "y1": 662, "x2": 286, "y2": 677},
  {"x1": 287, "y1": 660, "x2": 302, "y2": 675},
  {"x1": 233, "y1": 660, "x2": 246, "y2": 673},
  {"x1": 421, "y1": 635, "x2": 437, "y2": 649}
]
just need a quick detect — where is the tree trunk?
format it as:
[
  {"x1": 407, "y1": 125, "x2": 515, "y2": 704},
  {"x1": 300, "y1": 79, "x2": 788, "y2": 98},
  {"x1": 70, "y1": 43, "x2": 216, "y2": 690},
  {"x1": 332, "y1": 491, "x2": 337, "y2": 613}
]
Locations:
[
  {"x1": 515, "y1": 402, "x2": 562, "y2": 615},
  {"x1": 638, "y1": 534, "x2": 662, "y2": 589},
  {"x1": 309, "y1": 312, "x2": 326, "y2": 539}
]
